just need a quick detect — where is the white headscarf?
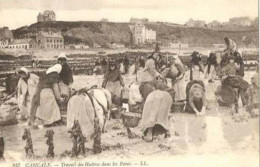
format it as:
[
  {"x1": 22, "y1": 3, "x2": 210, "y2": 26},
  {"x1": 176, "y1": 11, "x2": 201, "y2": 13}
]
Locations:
[
  {"x1": 58, "y1": 52, "x2": 67, "y2": 60},
  {"x1": 19, "y1": 67, "x2": 29, "y2": 75},
  {"x1": 46, "y1": 64, "x2": 62, "y2": 74}
]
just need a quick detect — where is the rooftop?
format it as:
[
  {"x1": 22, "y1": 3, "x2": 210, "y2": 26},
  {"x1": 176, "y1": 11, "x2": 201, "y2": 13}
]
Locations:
[
  {"x1": 42, "y1": 10, "x2": 55, "y2": 16},
  {"x1": 38, "y1": 31, "x2": 63, "y2": 38},
  {"x1": 9, "y1": 39, "x2": 33, "y2": 45}
]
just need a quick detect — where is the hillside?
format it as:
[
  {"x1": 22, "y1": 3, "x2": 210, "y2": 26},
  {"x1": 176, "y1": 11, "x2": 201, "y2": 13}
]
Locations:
[{"x1": 12, "y1": 21, "x2": 259, "y2": 47}]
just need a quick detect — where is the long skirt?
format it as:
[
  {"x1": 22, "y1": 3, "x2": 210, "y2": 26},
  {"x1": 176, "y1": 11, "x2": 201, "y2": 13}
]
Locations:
[
  {"x1": 222, "y1": 76, "x2": 249, "y2": 105},
  {"x1": 36, "y1": 88, "x2": 61, "y2": 125},
  {"x1": 173, "y1": 78, "x2": 186, "y2": 101},
  {"x1": 191, "y1": 66, "x2": 203, "y2": 80},
  {"x1": 106, "y1": 81, "x2": 122, "y2": 98},
  {"x1": 204, "y1": 65, "x2": 216, "y2": 80},
  {"x1": 18, "y1": 95, "x2": 32, "y2": 119},
  {"x1": 141, "y1": 90, "x2": 172, "y2": 135}
]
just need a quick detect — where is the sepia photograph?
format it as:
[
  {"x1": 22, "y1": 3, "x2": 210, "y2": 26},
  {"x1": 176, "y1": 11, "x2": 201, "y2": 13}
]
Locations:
[{"x1": 0, "y1": 0, "x2": 259, "y2": 166}]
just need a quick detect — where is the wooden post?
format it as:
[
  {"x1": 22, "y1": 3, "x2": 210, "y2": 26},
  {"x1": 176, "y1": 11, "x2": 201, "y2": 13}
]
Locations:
[
  {"x1": 45, "y1": 129, "x2": 55, "y2": 158},
  {"x1": 68, "y1": 120, "x2": 81, "y2": 157},
  {"x1": 93, "y1": 117, "x2": 102, "y2": 154},
  {"x1": 78, "y1": 134, "x2": 86, "y2": 156},
  {"x1": 0, "y1": 132, "x2": 4, "y2": 161},
  {"x1": 22, "y1": 128, "x2": 34, "y2": 158}
]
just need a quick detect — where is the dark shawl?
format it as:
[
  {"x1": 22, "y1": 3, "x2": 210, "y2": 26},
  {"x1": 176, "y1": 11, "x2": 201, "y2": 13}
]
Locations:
[
  {"x1": 206, "y1": 53, "x2": 217, "y2": 74},
  {"x1": 59, "y1": 63, "x2": 73, "y2": 85}
]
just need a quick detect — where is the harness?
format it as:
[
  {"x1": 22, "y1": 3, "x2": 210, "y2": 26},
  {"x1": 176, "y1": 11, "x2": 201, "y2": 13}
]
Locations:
[{"x1": 88, "y1": 89, "x2": 108, "y2": 117}]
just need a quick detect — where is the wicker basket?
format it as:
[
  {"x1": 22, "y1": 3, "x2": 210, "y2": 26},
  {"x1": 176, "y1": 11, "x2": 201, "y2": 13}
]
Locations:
[
  {"x1": 129, "y1": 104, "x2": 142, "y2": 114},
  {"x1": 110, "y1": 108, "x2": 123, "y2": 119},
  {"x1": 122, "y1": 112, "x2": 142, "y2": 128},
  {"x1": 171, "y1": 101, "x2": 185, "y2": 113}
]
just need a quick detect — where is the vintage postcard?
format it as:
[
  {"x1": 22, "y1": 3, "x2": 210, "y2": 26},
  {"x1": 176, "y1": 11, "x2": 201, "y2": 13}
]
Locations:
[{"x1": 0, "y1": 0, "x2": 259, "y2": 167}]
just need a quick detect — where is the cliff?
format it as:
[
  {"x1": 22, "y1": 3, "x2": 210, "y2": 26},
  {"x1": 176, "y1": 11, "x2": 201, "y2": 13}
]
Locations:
[{"x1": 12, "y1": 21, "x2": 258, "y2": 47}]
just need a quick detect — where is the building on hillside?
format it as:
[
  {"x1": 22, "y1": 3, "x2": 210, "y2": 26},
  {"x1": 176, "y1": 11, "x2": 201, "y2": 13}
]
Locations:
[
  {"x1": 129, "y1": 17, "x2": 149, "y2": 23},
  {"x1": 37, "y1": 10, "x2": 56, "y2": 22},
  {"x1": 129, "y1": 22, "x2": 156, "y2": 45},
  {"x1": 207, "y1": 20, "x2": 221, "y2": 28},
  {"x1": 221, "y1": 22, "x2": 230, "y2": 26},
  {"x1": 36, "y1": 31, "x2": 64, "y2": 49},
  {"x1": 185, "y1": 19, "x2": 206, "y2": 28},
  {"x1": 229, "y1": 17, "x2": 251, "y2": 26},
  {"x1": 65, "y1": 43, "x2": 89, "y2": 49},
  {"x1": 7, "y1": 39, "x2": 37, "y2": 49},
  {"x1": 108, "y1": 43, "x2": 125, "y2": 49},
  {"x1": 100, "y1": 18, "x2": 109, "y2": 22},
  {"x1": 195, "y1": 20, "x2": 206, "y2": 27},
  {"x1": 185, "y1": 19, "x2": 195, "y2": 27}
]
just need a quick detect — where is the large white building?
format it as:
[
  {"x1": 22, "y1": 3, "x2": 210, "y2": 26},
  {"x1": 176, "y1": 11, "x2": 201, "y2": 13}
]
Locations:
[
  {"x1": 185, "y1": 19, "x2": 206, "y2": 28},
  {"x1": 129, "y1": 23, "x2": 156, "y2": 45},
  {"x1": 207, "y1": 20, "x2": 222, "y2": 28},
  {"x1": 229, "y1": 17, "x2": 251, "y2": 26},
  {"x1": 7, "y1": 39, "x2": 37, "y2": 49},
  {"x1": 36, "y1": 31, "x2": 64, "y2": 49}
]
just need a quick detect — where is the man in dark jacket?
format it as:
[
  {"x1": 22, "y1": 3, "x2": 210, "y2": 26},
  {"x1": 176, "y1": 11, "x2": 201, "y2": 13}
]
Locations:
[
  {"x1": 57, "y1": 53, "x2": 73, "y2": 98},
  {"x1": 101, "y1": 58, "x2": 108, "y2": 74},
  {"x1": 233, "y1": 51, "x2": 244, "y2": 77},
  {"x1": 206, "y1": 53, "x2": 217, "y2": 83},
  {"x1": 123, "y1": 56, "x2": 130, "y2": 74},
  {"x1": 58, "y1": 53, "x2": 73, "y2": 86}
]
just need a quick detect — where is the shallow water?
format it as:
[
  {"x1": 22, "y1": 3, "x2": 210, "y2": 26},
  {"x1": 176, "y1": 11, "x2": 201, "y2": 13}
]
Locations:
[{"x1": 0, "y1": 71, "x2": 258, "y2": 165}]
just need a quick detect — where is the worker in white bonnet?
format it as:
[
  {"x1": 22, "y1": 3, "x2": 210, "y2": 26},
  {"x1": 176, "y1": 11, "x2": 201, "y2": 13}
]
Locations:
[
  {"x1": 171, "y1": 54, "x2": 186, "y2": 102},
  {"x1": 17, "y1": 67, "x2": 39, "y2": 121},
  {"x1": 31, "y1": 64, "x2": 63, "y2": 126},
  {"x1": 57, "y1": 52, "x2": 73, "y2": 98}
]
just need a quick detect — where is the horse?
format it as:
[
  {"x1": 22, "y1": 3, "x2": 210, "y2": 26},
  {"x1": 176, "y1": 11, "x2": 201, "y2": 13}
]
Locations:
[
  {"x1": 66, "y1": 86, "x2": 112, "y2": 141},
  {"x1": 22, "y1": 128, "x2": 34, "y2": 158}
]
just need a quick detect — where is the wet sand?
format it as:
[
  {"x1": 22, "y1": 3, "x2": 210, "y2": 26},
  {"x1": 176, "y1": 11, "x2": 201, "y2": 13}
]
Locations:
[{"x1": 0, "y1": 71, "x2": 259, "y2": 166}]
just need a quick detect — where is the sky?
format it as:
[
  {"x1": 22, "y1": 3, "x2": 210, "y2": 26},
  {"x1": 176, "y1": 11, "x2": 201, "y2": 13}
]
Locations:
[{"x1": 0, "y1": 0, "x2": 258, "y2": 29}]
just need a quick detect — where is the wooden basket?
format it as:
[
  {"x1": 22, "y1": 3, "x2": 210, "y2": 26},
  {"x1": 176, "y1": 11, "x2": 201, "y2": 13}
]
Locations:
[{"x1": 122, "y1": 112, "x2": 141, "y2": 128}]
